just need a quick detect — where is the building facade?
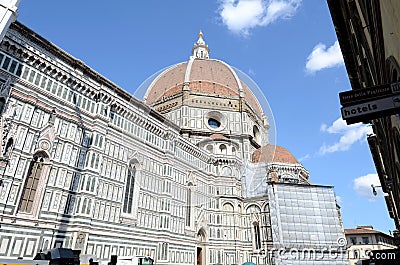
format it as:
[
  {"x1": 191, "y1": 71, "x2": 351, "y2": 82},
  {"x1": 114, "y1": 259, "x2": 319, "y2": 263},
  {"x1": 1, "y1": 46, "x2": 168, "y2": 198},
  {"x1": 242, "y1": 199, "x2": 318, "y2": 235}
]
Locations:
[
  {"x1": 0, "y1": 21, "x2": 346, "y2": 265},
  {"x1": 327, "y1": 0, "x2": 400, "y2": 241},
  {"x1": 345, "y1": 226, "x2": 396, "y2": 265}
]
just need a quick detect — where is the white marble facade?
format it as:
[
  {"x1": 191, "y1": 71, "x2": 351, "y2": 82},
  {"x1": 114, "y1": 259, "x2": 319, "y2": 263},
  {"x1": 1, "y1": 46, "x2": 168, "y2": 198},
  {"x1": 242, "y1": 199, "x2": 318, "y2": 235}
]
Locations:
[{"x1": 0, "y1": 22, "x2": 346, "y2": 265}]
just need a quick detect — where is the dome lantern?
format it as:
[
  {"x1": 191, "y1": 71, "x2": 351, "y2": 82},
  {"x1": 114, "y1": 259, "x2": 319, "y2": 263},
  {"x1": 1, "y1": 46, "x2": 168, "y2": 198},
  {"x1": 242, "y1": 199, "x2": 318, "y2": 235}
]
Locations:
[{"x1": 192, "y1": 30, "x2": 209, "y2": 59}]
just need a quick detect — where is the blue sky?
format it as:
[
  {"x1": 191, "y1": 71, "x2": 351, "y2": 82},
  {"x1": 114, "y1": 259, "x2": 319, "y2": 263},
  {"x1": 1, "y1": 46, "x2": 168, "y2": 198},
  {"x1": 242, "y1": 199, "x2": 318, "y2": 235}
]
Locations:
[{"x1": 17, "y1": 1, "x2": 394, "y2": 233}]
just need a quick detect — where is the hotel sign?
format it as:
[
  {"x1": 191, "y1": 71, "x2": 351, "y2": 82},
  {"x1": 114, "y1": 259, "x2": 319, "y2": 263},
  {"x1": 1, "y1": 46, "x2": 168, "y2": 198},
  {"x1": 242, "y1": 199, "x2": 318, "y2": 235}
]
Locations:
[{"x1": 340, "y1": 82, "x2": 400, "y2": 124}]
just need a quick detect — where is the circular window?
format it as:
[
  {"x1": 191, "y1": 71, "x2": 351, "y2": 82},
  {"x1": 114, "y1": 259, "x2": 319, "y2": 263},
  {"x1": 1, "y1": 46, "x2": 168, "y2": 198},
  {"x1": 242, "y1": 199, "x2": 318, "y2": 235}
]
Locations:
[
  {"x1": 204, "y1": 111, "x2": 227, "y2": 131},
  {"x1": 208, "y1": 118, "x2": 221, "y2": 129}
]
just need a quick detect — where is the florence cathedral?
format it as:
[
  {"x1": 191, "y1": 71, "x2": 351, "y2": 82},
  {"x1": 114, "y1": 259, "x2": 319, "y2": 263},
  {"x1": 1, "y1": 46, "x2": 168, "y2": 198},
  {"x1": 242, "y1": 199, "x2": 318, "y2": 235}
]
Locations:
[{"x1": 0, "y1": 8, "x2": 347, "y2": 265}]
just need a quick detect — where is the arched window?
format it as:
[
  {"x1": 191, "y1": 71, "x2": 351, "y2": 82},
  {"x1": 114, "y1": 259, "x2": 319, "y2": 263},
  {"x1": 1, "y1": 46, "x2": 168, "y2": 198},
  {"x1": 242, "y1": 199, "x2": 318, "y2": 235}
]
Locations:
[
  {"x1": 186, "y1": 182, "x2": 193, "y2": 226},
  {"x1": 159, "y1": 242, "x2": 169, "y2": 260},
  {"x1": 253, "y1": 222, "x2": 261, "y2": 249},
  {"x1": 253, "y1": 125, "x2": 260, "y2": 143},
  {"x1": 123, "y1": 161, "x2": 136, "y2": 214},
  {"x1": 219, "y1": 144, "x2": 227, "y2": 154},
  {"x1": 18, "y1": 153, "x2": 47, "y2": 213},
  {"x1": 223, "y1": 202, "x2": 234, "y2": 212},
  {"x1": 246, "y1": 204, "x2": 261, "y2": 214}
]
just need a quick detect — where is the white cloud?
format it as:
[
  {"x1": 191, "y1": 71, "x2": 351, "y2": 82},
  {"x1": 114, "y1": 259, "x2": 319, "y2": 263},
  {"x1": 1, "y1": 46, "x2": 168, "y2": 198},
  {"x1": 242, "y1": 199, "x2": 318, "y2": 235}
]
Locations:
[
  {"x1": 298, "y1": 153, "x2": 310, "y2": 162},
  {"x1": 319, "y1": 117, "x2": 373, "y2": 154},
  {"x1": 353, "y1": 173, "x2": 383, "y2": 201},
  {"x1": 218, "y1": 0, "x2": 302, "y2": 36},
  {"x1": 305, "y1": 41, "x2": 344, "y2": 73}
]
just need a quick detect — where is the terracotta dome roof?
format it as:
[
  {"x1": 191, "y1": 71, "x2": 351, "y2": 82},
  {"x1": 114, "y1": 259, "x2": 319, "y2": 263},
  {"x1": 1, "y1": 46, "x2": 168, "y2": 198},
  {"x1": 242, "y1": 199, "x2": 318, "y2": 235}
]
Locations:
[
  {"x1": 144, "y1": 31, "x2": 264, "y2": 118},
  {"x1": 144, "y1": 58, "x2": 263, "y2": 115},
  {"x1": 143, "y1": 32, "x2": 264, "y2": 117},
  {"x1": 252, "y1": 145, "x2": 299, "y2": 164},
  {"x1": 144, "y1": 62, "x2": 188, "y2": 104}
]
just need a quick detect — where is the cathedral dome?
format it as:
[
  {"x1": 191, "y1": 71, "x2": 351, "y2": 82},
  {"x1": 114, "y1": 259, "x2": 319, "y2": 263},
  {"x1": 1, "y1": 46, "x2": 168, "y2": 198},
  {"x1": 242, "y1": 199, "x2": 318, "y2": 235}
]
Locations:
[
  {"x1": 252, "y1": 145, "x2": 299, "y2": 164},
  {"x1": 143, "y1": 31, "x2": 263, "y2": 118}
]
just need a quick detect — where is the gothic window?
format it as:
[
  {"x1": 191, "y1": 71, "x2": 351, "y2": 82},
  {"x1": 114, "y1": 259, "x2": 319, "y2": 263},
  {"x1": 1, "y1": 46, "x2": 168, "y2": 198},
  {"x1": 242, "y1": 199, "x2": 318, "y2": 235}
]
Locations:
[
  {"x1": 186, "y1": 182, "x2": 193, "y2": 226},
  {"x1": 123, "y1": 160, "x2": 136, "y2": 214},
  {"x1": 253, "y1": 222, "x2": 262, "y2": 249},
  {"x1": 18, "y1": 153, "x2": 47, "y2": 213},
  {"x1": 159, "y1": 242, "x2": 168, "y2": 260}
]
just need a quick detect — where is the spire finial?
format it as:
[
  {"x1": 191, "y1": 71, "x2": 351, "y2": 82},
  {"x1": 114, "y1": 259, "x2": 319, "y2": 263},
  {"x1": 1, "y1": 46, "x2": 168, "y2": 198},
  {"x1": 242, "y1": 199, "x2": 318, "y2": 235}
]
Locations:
[{"x1": 199, "y1": 30, "x2": 203, "y2": 38}]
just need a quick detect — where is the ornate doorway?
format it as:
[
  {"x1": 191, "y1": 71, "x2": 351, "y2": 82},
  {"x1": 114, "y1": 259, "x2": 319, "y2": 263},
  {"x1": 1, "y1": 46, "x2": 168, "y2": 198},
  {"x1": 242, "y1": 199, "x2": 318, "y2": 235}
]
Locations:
[{"x1": 197, "y1": 228, "x2": 207, "y2": 265}]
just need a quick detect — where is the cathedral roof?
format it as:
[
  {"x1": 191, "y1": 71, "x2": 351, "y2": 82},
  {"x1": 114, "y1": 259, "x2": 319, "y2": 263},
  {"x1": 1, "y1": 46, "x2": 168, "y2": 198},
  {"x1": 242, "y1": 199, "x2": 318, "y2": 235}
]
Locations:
[
  {"x1": 143, "y1": 31, "x2": 263, "y2": 117},
  {"x1": 252, "y1": 145, "x2": 299, "y2": 164}
]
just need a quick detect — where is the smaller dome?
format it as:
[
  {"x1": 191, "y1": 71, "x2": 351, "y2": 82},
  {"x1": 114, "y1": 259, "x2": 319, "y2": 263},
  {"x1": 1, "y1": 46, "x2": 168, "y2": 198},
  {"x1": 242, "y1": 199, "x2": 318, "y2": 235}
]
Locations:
[
  {"x1": 252, "y1": 145, "x2": 299, "y2": 164},
  {"x1": 210, "y1": 133, "x2": 228, "y2": 140}
]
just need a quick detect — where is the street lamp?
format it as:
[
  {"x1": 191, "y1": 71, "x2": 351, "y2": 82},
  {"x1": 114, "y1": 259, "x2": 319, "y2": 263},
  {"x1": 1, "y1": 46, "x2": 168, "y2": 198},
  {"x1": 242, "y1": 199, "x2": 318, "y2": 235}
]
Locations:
[{"x1": 371, "y1": 184, "x2": 382, "y2": 196}]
